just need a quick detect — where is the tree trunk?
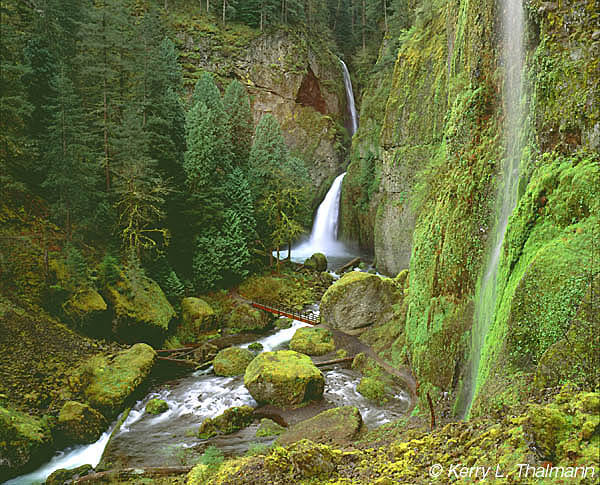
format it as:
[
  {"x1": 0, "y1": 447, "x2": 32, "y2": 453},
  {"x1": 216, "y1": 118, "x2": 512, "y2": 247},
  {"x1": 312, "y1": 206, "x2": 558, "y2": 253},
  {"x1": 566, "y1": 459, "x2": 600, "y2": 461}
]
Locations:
[
  {"x1": 383, "y1": 0, "x2": 388, "y2": 32},
  {"x1": 362, "y1": 0, "x2": 366, "y2": 50},
  {"x1": 164, "y1": 0, "x2": 167, "y2": 11},
  {"x1": 223, "y1": 0, "x2": 226, "y2": 23},
  {"x1": 287, "y1": 240, "x2": 291, "y2": 261}
]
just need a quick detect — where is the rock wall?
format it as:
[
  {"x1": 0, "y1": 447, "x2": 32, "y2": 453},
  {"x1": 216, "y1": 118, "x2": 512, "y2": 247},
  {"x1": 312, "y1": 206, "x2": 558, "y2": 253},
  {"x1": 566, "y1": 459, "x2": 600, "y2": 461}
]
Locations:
[
  {"x1": 175, "y1": 19, "x2": 349, "y2": 207},
  {"x1": 342, "y1": 0, "x2": 599, "y2": 414}
]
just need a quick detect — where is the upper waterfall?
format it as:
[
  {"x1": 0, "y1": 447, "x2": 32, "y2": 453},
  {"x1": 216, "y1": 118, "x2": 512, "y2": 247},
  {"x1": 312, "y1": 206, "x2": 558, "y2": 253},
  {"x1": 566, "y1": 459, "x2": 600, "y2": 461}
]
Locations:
[{"x1": 340, "y1": 59, "x2": 358, "y2": 136}]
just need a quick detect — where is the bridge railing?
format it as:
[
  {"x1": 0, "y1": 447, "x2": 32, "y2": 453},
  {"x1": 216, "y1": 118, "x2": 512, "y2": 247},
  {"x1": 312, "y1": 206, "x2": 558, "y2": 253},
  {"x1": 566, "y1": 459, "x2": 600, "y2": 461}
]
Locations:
[{"x1": 250, "y1": 299, "x2": 320, "y2": 324}]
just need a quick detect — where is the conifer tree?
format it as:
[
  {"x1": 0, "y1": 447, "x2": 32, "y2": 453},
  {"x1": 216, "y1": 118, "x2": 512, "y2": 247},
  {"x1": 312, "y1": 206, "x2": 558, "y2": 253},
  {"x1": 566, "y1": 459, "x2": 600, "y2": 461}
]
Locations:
[{"x1": 224, "y1": 80, "x2": 253, "y2": 167}]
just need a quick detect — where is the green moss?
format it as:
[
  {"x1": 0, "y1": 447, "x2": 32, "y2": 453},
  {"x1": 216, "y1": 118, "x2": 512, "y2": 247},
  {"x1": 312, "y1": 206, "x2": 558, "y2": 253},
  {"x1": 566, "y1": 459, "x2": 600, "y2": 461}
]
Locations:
[
  {"x1": 244, "y1": 350, "x2": 324, "y2": 407},
  {"x1": 79, "y1": 343, "x2": 156, "y2": 418},
  {"x1": 255, "y1": 418, "x2": 285, "y2": 438},
  {"x1": 357, "y1": 376, "x2": 388, "y2": 405},
  {"x1": 213, "y1": 347, "x2": 255, "y2": 376},
  {"x1": 57, "y1": 401, "x2": 106, "y2": 444},
  {"x1": 197, "y1": 405, "x2": 254, "y2": 439},
  {"x1": 145, "y1": 399, "x2": 169, "y2": 415},
  {"x1": 289, "y1": 327, "x2": 335, "y2": 356}
]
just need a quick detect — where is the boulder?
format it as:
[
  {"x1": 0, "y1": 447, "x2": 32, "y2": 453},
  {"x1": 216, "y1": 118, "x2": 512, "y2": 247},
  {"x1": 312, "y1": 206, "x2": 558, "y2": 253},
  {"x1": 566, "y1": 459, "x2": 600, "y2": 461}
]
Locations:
[
  {"x1": 320, "y1": 272, "x2": 401, "y2": 334},
  {"x1": 265, "y1": 439, "x2": 339, "y2": 479},
  {"x1": 145, "y1": 398, "x2": 169, "y2": 415},
  {"x1": 357, "y1": 377, "x2": 388, "y2": 405},
  {"x1": 46, "y1": 464, "x2": 93, "y2": 485},
  {"x1": 248, "y1": 342, "x2": 264, "y2": 352},
  {"x1": 304, "y1": 252, "x2": 327, "y2": 271},
  {"x1": 62, "y1": 288, "x2": 109, "y2": 336},
  {"x1": 290, "y1": 327, "x2": 335, "y2": 356},
  {"x1": 226, "y1": 303, "x2": 272, "y2": 333},
  {"x1": 57, "y1": 401, "x2": 107, "y2": 445},
  {"x1": 197, "y1": 405, "x2": 255, "y2": 439},
  {"x1": 80, "y1": 343, "x2": 156, "y2": 418},
  {"x1": 213, "y1": 347, "x2": 255, "y2": 376},
  {"x1": 105, "y1": 273, "x2": 175, "y2": 346},
  {"x1": 275, "y1": 317, "x2": 293, "y2": 329},
  {"x1": 244, "y1": 350, "x2": 324, "y2": 407},
  {"x1": 277, "y1": 406, "x2": 363, "y2": 446},
  {"x1": 0, "y1": 406, "x2": 53, "y2": 480},
  {"x1": 181, "y1": 297, "x2": 216, "y2": 332},
  {"x1": 256, "y1": 418, "x2": 286, "y2": 437}
]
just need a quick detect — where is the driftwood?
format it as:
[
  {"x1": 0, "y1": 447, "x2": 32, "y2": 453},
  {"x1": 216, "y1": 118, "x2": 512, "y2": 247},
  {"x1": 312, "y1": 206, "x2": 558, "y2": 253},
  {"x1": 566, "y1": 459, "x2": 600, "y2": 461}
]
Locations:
[
  {"x1": 314, "y1": 356, "x2": 354, "y2": 367},
  {"x1": 336, "y1": 257, "x2": 361, "y2": 273},
  {"x1": 73, "y1": 466, "x2": 193, "y2": 483},
  {"x1": 155, "y1": 345, "x2": 201, "y2": 354}
]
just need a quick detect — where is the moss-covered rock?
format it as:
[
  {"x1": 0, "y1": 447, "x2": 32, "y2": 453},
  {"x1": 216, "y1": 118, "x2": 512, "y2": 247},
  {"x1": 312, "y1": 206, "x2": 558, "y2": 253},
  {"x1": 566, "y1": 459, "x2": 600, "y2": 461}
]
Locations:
[
  {"x1": 105, "y1": 273, "x2": 175, "y2": 346},
  {"x1": 62, "y1": 288, "x2": 109, "y2": 336},
  {"x1": 213, "y1": 347, "x2": 255, "y2": 376},
  {"x1": 289, "y1": 327, "x2": 335, "y2": 356},
  {"x1": 256, "y1": 418, "x2": 285, "y2": 438},
  {"x1": 57, "y1": 401, "x2": 107, "y2": 445},
  {"x1": 248, "y1": 342, "x2": 264, "y2": 352},
  {"x1": 46, "y1": 464, "x2": 93, "y2": 485},
  {"x1": 274, "y1": 317, "x2": 293, "y2": 329},
  {"x1": 226, "y1": 303, "x2": 272, "y2": 333},
  {"x1": 197, "y1": 405, "x2": 255, "y2": 439},
  {"x1": 320, "y1": 272, "x2": 401, "y2": 333},
  {"x1": 244, "y1": 350, "x2": 324, "y2": 407},
  {"x1": 145, "y1": 398, "x2": 169, "y2": 415},
  {"x1": 79, "y1": 343, "x2": 156, "y2": 418},
  {"x1": 304, "y1": 253, "x2": 327, "y2": 271},
  {"x1": 0, "y1": 406, "x2": 53, "y2": 480},
  {"x1": 181, "y1": 297, "x2": 216, "y2": 332},
  {"x1": 357, "y1": 376, "x2": 388, "y2": 405},
  {"x1": 277, "y1": 406, "x2": 363, "y2": 446}
]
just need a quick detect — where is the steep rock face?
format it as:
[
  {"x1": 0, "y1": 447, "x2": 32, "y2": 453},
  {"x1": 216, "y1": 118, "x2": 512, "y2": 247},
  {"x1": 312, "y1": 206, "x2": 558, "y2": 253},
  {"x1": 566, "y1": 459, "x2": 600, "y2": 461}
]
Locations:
[
  {"x1": 175, "y1": 22, "x2": 348, "y2": 206},
  {"x1": 341, "y1": 0, "x2": 599, "y2": 416}
]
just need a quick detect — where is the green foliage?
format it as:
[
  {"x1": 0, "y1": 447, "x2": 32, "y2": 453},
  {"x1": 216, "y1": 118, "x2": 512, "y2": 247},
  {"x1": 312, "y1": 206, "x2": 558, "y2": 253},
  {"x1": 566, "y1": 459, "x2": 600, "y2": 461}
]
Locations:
[
  {"x1": 223, "y1": 80, "x2": 253, "y2": 167},
  {"x1": 65, "y1": 245, "x2": 88, "y2": 287},
  {"x1": 98, "y1": 254, "x2": 120, "y2": 287}
]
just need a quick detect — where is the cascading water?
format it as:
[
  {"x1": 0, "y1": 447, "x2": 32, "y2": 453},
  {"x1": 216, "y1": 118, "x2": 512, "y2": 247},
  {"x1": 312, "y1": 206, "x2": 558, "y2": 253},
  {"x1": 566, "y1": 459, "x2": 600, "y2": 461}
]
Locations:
[
  {"x1": 459, "y1": 0, "x2": 525, "y2": 417},
  {"x1": 283, "y1": 60, "x2": 358, "y2": 264}
]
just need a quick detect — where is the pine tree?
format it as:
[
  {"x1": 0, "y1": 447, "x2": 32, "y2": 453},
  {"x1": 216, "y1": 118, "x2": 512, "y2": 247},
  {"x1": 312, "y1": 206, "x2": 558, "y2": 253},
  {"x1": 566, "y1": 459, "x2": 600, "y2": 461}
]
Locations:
[
  {"x1": 223, "y1": 80, "x2": 253, "y2": 167},
  {"x1": 225, "y1": 167, "x2": 256, "y2": 246},
  {"x1": 43, "y1": 66, "x2": 99, "y2": 237}
]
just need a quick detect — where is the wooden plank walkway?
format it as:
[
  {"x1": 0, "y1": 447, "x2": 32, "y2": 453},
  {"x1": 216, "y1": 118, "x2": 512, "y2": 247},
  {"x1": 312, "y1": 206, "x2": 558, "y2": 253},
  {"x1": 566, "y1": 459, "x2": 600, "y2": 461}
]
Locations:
[{"x1": 250, "y1": 300, "x2": 320, "y2": 325}]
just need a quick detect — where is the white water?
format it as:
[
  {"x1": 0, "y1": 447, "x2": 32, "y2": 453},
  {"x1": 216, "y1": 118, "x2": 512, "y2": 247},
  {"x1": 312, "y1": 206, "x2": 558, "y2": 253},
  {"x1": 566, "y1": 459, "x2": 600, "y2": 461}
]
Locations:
[
  {"x1": 461, "y1": 0, "x2": 525, "y2": 417},
  {"x1": 279, "y1": 59, "x2": 359, "y2": 264},
  {"x1": 341, "y1": 59, "x2": 358, "y2": 136},
  {"x1": 3, "y1": 424, "x2": 115, "y2": 485}
]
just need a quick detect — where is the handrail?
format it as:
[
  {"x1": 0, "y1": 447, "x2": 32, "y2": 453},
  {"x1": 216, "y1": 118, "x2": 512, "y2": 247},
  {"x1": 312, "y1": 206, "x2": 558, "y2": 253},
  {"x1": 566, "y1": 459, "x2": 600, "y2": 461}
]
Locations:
[{"x1": 250, "y1": 299, "x2": 320, "y2": 325}]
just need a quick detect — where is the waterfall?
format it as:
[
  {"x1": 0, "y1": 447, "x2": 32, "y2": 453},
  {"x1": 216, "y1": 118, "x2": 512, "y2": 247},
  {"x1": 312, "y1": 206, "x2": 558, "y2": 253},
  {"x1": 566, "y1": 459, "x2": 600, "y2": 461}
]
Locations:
[
  {"x1": 340, "y1": 59, "x2": 358, "y2": 136},
  {"x1": 460, "y1": 0, "x2": 525, "y2": 417},
  {"x1": 283, "y1": 59, "x2": 358, "y2": 263}
]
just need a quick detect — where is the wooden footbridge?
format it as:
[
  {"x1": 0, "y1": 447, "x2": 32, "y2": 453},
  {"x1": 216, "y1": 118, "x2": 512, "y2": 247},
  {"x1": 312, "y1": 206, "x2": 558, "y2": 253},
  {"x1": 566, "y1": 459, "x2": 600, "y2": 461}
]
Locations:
[{"x1": 250, "y1": 300, "x2": 320, "y2": 325}]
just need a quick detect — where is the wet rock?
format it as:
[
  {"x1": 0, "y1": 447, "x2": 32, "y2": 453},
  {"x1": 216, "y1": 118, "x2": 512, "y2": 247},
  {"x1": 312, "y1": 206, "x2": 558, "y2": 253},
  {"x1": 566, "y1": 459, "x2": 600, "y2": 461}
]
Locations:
[
  {"x1": 276, "y1": 406, "x2": 363, "y2": 446},
  {"x1": 244, "y1": 350, "x2": 324, "y2": 407},
  {"x1": 57, "y1": 401, "x2": 107, "y2": 445},
  {"x1": 181, "y1": 297, "x2": 216, "y2": 332},
  {"x1": 145, "y1": 398, "x2": 169, "y2": 415},
  {"x1": 105, "y1": 273, "x2": 175, "y2": 346},
  {"x1": 226, "y1": 303, "x2": 272, "y2": 333},
  {"x1": 197, "y1": 405, "x2": 255, "y2": 439},
  {"x1": 256, "y1": 418, "x2": 286, "y2": 437},
  {"x1": 46, "y1": 464, "x2": 93, "y2": 485},
  {"x1": 320, "y1": 272, "x2": 401, "y2": 334},
  {"x1": 357, "y1": 376, "x2": 389, "y2": 405},
  {"x1": 62, "y1": 288, "x2": 109, "y2": 336},
  {"x1": 0, "y1": 406, "x2": 53, "y2": 480},
  {"x1": 79, "y1": 343, "x2": 157, "y2": 418},
  {"x1": 290, "y1": 327, "x2": 335, "y2": 356},
  {"x1": 304, "y1": 252, "x2": 327, "y2": 271},
  {"x1": 213, "y1": 347, "x2": 255, "y2": 376},
  {"x1": 248, "y1": 342, "x2": 264, "y2": 352}
]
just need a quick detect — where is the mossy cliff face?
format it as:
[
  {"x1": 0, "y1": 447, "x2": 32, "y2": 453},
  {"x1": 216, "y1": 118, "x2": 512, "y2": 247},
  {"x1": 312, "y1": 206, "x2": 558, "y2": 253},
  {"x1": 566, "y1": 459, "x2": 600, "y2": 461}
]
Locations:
[
  {"x1": 173, "y1": 16, "x2": 348, "y2": 206},
  {"x1": 340, "y1": 0, "x2": 599, "y2": 415}
]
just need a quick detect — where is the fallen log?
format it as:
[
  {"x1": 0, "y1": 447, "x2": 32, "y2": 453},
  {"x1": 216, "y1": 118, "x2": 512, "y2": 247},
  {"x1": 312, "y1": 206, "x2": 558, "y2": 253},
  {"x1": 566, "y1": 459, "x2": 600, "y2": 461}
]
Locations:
[
  {"x1": 314, "y1": 356, "x2": 354, "y2": 367},
  {"x1": 336, "y1": 257, "x2": 361, "y2": 273},
  {"x1": 73, "y1": 466, "x2": 193, "y2": 483},
  {"x1": 157, "y1": 356, "x2": 198, "y2": 367},
  {"x1": 155, "y1": 344, "x2": 201, "y2": 354}
]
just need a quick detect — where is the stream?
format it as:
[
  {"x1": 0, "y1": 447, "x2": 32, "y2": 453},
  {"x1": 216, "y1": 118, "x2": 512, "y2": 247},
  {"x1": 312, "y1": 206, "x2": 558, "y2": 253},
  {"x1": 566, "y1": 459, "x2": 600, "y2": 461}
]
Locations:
[{"x1": 6, "y1": 317, "x2": 409, "y2": 484}]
